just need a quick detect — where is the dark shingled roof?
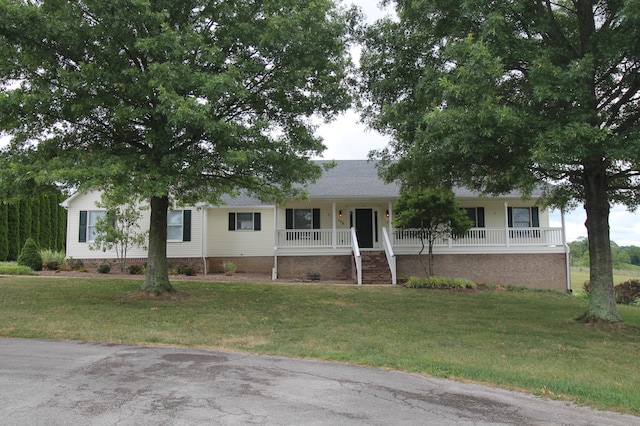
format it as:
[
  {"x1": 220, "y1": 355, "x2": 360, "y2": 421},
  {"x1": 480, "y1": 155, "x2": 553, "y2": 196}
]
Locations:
[{"x1": 219, "y1": 160, "x2": 537, "y2": 206}]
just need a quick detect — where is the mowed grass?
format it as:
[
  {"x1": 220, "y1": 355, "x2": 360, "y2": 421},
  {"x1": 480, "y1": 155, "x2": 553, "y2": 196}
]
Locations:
[{"x1": 1, "y1": 276, "x2": 639, "y2": 415}]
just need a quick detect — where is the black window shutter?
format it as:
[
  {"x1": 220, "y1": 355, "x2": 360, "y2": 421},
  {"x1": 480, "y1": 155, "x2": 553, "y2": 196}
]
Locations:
[
  {"x1": 312, "y1": 208, "x2": 320, "y2": 229},
  {"x1": 507, "y1": 207, "x2": 513, "y2": 227},
  {"x1": 477, "y1": 207, "x2": 485, "y2": 227},
  {"x1": 285, "y1": 209, "x2": 293, "y2": 229},
  {"x1": 228, "y1": 213, "x2": 236, "y2": 231},
  {"x1": 531, "y1": 207, "x2": 539, "y2": 227},
  {"x1": 79, "y1": 210, "x2": 87, "y2": 242},
  {"x1": 183, "y1": 210, "x2": 192, "y2": 241},
  {"x1": 254, "y1": 213, "x2": 261, "y2": 231}
]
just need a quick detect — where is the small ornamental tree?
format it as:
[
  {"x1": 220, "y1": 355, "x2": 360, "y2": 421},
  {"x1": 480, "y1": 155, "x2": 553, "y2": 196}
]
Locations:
[
  {"x1": 90, "y1": 192, "x2": 147, "y2": 273},
  {"x1": 394, "y1": 187, "x2": 473, "y2": 277},
  {"x1": 17, "y1": 238, "x2": 42, "y2": 271}
]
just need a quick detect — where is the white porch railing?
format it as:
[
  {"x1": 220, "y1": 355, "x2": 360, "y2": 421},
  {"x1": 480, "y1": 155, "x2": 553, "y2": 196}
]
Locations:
[
  {"x1": 275, "y1": 227, "x2": 564, "y2": 250},
  {"x1": 351, "y1": 227, "x2": 362, "y2": 285},
  {"x1": 276, "y1": 229, "x2": 352, "y2": 248},
  {"x1": 391, "y1": 227, "x2": 564, "y2": 247}
]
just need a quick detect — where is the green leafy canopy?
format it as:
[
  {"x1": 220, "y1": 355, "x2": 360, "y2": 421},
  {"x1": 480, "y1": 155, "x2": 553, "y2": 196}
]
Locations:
[
  {"x1": 359, "y1": 0, "x2": 640, "y2": 322},
  {"x1": 0, "y1": 0, "x2": 359, "y2": 205}
]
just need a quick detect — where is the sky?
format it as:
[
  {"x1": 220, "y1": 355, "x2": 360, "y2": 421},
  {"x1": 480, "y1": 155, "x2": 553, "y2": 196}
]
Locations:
[
  {"x1": 315, "y1": 0, "x2": 640, "y2": 246},
  {"x1": 1, "y1": 1, "x2": 638, "y2": 246}
]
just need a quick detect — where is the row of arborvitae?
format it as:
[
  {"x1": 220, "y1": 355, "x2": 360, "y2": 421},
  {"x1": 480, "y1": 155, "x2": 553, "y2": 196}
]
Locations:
[
  {"x1": 0, "y1": 192, "x2": 67, "y2": 261},
  {"x1": 584, "y1": 279, "x2": 640, "y2": 306}
]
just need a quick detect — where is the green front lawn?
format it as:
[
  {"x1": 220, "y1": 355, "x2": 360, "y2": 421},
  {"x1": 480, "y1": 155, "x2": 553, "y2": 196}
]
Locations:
[{"x1": 1, "y1": 276, "x2": 639, "y2": 415}]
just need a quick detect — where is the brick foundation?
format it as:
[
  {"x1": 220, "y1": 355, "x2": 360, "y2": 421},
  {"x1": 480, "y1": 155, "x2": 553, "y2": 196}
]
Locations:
[
  {"x1": 397, "y1": 253, "x2": 568, "y2": 291},
  {"x1": 277, "y1": 255, "x2": 354, "y2": 282},
  {"x1": 206, "y1": 256, "x2": 274, "y2": 274},
  {"x1": 67, "y1": 257, "x2": 206, "y2": 274}
]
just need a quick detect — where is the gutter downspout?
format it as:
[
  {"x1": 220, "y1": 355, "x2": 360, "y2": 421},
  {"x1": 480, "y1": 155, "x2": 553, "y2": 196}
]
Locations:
[{"x1": 561, "y1": 208, "x2": 572, "y2": 293}]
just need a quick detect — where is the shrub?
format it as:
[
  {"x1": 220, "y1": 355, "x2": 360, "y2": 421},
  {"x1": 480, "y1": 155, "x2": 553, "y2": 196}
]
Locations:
[
  {"x1": 405, "y1": 276, "x2": 476, "y2": 289},
  {"x1": 614, "y1": 279, "x2": 640, "y2": 305},
  {"x1": 40, "y1": 249, "x2": 66, "y2": 271},
  {"x1": 97, "y1": 262, "x2": 111, "y2": 274},
  {"x1": 0, "y1": 262, "x2": 37, "y2": 276},
  {"x1": 65, "y1": 258, "x2": 85, "y2": 271},
  {"x1": 127, "y1": 264, "x2": 144, "y2": 275},
  {"x1": 17, "y1": 238, "x2": 42, "y2": 271},
  {"x1": 223, "y1": 260, "x2": 236, "y2": 276},
  {"x1": 177, "y1": 263, "x2": 197, "y2": 276}
]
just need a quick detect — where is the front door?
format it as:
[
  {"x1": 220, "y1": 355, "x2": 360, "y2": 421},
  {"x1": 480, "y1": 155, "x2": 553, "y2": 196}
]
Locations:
[{"x1": 355, "y1": 209, "x2": 374, "y2": 248}]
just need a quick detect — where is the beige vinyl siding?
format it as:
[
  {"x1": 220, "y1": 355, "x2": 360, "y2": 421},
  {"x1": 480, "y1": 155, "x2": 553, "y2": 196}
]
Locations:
[
  {"x1": 457, "y1": 199, "x2": 549, "y2": 228},
  {"x1": 206, "y1": 208, "x2": 275, "y2": 257},
  {"x1": 276, "y1": 201, "x2": 394, "y2": 230},
  {"x1": 65, "y1": 191, "x2": 203, "y2": 259}
]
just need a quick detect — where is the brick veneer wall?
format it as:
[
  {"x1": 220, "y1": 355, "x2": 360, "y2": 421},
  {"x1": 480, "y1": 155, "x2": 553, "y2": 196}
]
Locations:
[
  {"x1": 277, "y1": 255, "x2": 354, "y2": 282},
  {"x1": 206, "y1": 256, "x2": 274, "y2": 274},
  {"x1": 397, "y1": 253, "x2": 568, "y2": 291},
  {"x1": 68, "y1": 257, "x2": 206, "y2": 274}
]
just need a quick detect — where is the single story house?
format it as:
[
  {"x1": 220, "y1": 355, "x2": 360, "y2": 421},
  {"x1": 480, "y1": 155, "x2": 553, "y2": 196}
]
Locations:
[{"x1": 62, "y1": 160, "x2": 571, "y2": 291}]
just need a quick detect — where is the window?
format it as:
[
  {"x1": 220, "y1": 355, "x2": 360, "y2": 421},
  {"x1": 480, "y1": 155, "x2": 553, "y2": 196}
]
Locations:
[
  {"x1": 508, "y1": 207, "x2": 540, "y2": 238},
  {"x1": 463, "y1": 207, "x2": 485, "y2": 227},
  {"x1": 508, "y1": 207, "x2": 539, "y2": 228},
  {"x1": 79, "y1": 210, "x2": 106, "y2": 243},
  {"x1": 228, "y1": 212, "x2": 261, "y2": 231},
  {"x1": 285, "y1": 208, "x2": 320, "y2": 240},
  {"x1": 286, "y1": 208, "x2": 320, "y2": 229},
  {"x1": 462, "y1": 207, "x2": 485, "y2": 239},
  {"x1": 167, "y1": 210, "x2": 192, "y2": 242}
]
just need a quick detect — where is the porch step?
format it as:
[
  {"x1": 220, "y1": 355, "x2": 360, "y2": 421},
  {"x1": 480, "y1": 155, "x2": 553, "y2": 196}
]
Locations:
[{"x1": 360, "y1": 251, "x2": 392, "y2": 285}]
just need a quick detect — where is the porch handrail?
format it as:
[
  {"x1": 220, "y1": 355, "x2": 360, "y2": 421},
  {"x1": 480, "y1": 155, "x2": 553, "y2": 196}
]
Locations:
[
  {"x1": 351, "y1": 227, "x2": 362, "y2": 285},
  {"x1": 381, "y1": 227, "x2": 397, "y2": 285},
  {"x1": 392, "y1": 227, "x2": 564, "y2": 247}
]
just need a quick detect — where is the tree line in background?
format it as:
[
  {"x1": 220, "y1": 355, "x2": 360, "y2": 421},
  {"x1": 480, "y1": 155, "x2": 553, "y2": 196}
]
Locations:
[
  {"x1": 569, "y1": 237, "x2": 640, "y2": 269},
  {"x1": 0, "y1": 191, "x2": 67, "y2": 261}
]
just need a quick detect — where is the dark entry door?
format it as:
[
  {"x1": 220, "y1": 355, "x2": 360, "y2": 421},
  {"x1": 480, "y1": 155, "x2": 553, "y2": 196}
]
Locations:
[{"x1": 355, "y1": 209, "x2": 374, "y2": 248}]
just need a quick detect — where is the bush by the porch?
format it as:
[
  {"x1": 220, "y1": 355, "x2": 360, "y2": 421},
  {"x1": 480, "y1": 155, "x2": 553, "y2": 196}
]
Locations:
[{"x1": 405, "y1": 276, "x2": 476, "y2": 290}]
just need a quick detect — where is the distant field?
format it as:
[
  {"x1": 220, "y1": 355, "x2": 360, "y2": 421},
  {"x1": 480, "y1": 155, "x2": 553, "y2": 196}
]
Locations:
[{"x1": 571, "y1": 267, "x2": 640, "y2": 295}]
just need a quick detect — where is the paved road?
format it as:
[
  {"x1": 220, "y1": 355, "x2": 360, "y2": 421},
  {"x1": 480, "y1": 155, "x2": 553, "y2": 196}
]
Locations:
[{"x1": 0, "y1": 338, "x2": 637, "y2": 425}]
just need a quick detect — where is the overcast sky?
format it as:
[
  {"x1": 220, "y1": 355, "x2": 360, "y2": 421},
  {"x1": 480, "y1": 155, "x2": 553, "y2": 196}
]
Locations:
[{"x1": 316, "y1": 0, "x2": 640, "y2": 246}]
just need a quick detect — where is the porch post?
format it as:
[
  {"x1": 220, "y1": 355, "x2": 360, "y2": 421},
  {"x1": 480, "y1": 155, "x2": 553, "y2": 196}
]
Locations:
[
  {"x1": 504, "y1": 202, "x2": 510, "y2": 247},
  {"x1": 332, "y1": 202, "x2": 337, "y2": 249},
  {"x1": 387, "y1": 202, "x2": 393, "y2": 234}
]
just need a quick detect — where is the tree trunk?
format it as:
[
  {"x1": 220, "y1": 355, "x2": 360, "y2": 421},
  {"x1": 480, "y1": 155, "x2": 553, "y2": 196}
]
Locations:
[
  {"x1": 417, "y1": 235, "x2": 428, "y2": 276},
  {"x1": 428, "y1": 239, "x2": 434, "y2": 278},
  {"x1": 579, "y1": 166, "x2": 621, "y2": 322},
  {"x1": 142, "y1": 195, "x2": 174, "y2": 294}
]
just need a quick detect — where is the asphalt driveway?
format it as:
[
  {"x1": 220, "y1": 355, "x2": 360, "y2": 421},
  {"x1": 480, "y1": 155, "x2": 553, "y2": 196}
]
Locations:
[{"x1": 0, "y1": 338, "x2": 637, "y2": 425}]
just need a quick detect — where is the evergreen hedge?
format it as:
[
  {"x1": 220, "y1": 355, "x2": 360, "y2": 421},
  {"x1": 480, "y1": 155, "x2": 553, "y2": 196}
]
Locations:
[{"x1": 2, "y1": 191, "x2": 67, "y2": 261}]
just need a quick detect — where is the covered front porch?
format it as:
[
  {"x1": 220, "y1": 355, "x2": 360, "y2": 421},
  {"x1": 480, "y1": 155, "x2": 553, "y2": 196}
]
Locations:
[{"x1": 274, "y1": 225, "x2": 568, "y2": 286}]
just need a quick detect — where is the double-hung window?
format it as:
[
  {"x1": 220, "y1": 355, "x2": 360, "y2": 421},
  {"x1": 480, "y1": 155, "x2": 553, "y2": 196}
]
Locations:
[
  {"x1": 285, "y1": 208, "x2": 320, "y2": 239},
  {"x1": 463, "y1": 207, "x2": 485, "y2": 238},
  {"x1": 79, "y1": 210, "x2": 106, "y2": 243},
  {"x1": 508, "y1": 207, "x2": 540, "y2": 238},
  {"x1": 167, "y1": 210, "x2": 192, "y2": 242},
  {"x1": 228, "y1": 212, "x2": 261, "y2": 231}
]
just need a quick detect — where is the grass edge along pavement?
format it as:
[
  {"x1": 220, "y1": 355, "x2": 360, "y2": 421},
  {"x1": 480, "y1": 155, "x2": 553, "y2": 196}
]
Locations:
[{"x1": 0, "y1": 275, "x2": 639, "y2": 416}]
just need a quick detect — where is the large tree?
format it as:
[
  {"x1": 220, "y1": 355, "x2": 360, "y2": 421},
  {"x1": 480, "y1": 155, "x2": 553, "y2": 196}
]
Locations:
[
  {"x1": 359, "y1": 0, "x2": 640, "y2": 322},
  {"x1": 0, "y1": 0, "x2": 356, "y2": 293}
]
